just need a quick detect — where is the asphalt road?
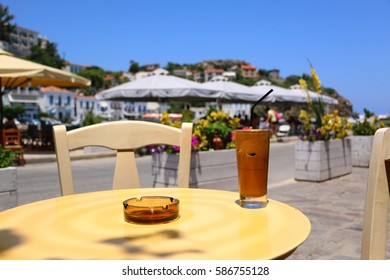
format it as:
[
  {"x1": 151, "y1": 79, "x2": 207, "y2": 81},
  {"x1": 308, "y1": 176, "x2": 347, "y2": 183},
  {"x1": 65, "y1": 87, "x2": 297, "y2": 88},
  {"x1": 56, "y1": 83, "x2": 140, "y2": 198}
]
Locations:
[{"x1": 15, "y1": 141, "x2": 296, "y2": 206}]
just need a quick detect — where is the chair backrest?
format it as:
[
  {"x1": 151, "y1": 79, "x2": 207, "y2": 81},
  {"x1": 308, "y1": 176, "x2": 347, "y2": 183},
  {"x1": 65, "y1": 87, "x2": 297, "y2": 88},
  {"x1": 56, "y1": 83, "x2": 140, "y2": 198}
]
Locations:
[
  {"x1": 53, "y1": 121, "x2": 193, "y2": 196},
  {"x1": 1, "y1": 129, "x2": 22, "y2": 148},
  {"x1": 361, "y1": 128, "x2": 390, "y2": 259}
]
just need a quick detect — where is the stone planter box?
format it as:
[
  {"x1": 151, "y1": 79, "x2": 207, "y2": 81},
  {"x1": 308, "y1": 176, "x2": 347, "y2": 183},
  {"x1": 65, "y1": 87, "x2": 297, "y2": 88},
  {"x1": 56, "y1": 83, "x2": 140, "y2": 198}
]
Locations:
[
  {"x1": 351, "y1": 135, "x2": 374, "y2": 167},
  {"x1": 0, "y1": 167, "x2": 18, "y2": 211},
  {"x1": 295, "y1": 138, "x2": 352, "y2": 182},
  {"x1": 152, "y1": 149, "x2": 237, "y2": 187}
]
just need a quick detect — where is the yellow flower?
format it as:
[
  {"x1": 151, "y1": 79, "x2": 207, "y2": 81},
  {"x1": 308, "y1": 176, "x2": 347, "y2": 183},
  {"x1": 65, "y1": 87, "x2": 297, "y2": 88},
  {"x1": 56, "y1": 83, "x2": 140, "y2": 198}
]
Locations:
[
  {"x1": 299, "y1": 79, "x2": 308, "y2": 91},
  {"x1": 160, "y1": 112, "x2": 171, "y2": 125},
  {"x1": 310, "y1": 67, "x2": 322, "y2": 93}
]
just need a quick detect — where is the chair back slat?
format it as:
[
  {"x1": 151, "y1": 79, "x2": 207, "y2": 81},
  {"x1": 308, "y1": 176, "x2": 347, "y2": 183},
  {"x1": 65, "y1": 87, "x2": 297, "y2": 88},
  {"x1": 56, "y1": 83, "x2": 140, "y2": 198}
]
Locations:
[
  {"x1": 2, "y1": 128, "x2": 21, "y2": 147},
  {"x1": 361, "y1": 128, "x2": 390, "y2": 259},
  {"x1": 53, "y1": 121, "x2": 193, "y2": 195}
]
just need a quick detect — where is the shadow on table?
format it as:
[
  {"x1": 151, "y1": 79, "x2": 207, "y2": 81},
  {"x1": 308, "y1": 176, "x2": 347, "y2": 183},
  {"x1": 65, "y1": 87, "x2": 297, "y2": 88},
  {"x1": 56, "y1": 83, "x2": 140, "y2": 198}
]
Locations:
[
  {"x1": 0, "y1": 229, "x2": 24, "y2": 255},
  {"x1": 102, "y1": 229, "x2": 203, "y2": 258}
]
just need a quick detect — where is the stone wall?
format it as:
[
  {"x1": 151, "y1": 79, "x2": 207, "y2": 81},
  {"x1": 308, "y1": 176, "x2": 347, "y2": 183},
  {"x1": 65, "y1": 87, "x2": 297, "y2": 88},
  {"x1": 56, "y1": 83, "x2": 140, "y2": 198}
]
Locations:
[
  {"x1": 0, "y1": 167, "x2": 18, "y2": 211},
  {"x1": 295, "y1": 139, "x2": 352, "y2": 182}
]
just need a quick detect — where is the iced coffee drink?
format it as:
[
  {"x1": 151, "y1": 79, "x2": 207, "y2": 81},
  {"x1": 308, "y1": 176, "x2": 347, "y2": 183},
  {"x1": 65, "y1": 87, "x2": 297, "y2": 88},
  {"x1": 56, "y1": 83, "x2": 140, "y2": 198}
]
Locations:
[{"x1": 235, "y1": 129, "x2": 270, "y2": 208}]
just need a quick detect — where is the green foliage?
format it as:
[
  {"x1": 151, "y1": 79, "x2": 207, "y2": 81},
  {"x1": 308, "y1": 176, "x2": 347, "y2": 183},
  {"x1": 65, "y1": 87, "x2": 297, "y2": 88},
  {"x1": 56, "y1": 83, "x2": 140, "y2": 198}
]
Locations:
[
  {"x1": 352, "y1": 121, "x2": 377, "y2": 136},
  {"x1": 181, "y1": 105, "x2": 195, "y2": 122},
  {"x1": 38, "y1": 111, "x2": 49, "y2": 118},
  {"x1": 0, "y1": 3, "x2": 15, "y2": 43},
  {"x1": 192, "y1": 110, "x2": 241, "y2": 151},
  {"x1": 128, "y1": 60, "x2": 140, "y2": 73},
  {"x1": 167, "y1": 101, "x2": 186, "y2": 113},
  {"x1": 0, "y1": 147, "x2": 14, "y2": 168},
  {"x1": 203, "y1": 120, "x2": 231, "y2": 147},
  {"x1": 234, "y1": 77, "x2": 257, "y2": 86},
  {"x1": 108, "y1": 71, "x2": 129, "y2": 85},
  {"x1": 78, "y1": 66, "x2": 105, "y2": 95},
  {"x1": 82, "y1": 111, "x2": 102, "y2": 126},
  {"x1": 284, "y1": 75, "x2": 301, "y2": 86},
  {"x1": 363, "y1": 108, "x2": 375, "y2": 119},
  {"x1": 257, "y1": 69, "x2": 268, "y2": 77},
  {"x1": 27, "y1": 39, "x2": 65, "y2": 69},
  {"x1": 323, "y1": 87, "x2": 336, "y2": 95},
  {"x1": 3, "y1": 105, "x2": 25, "y2": 119},
  {"x1": 380, "y1": 117, "x2": 390, "y2": 127},
  {"x1": 352, "y1": 108, "x2": 384, "y2": 136},
  {"x1": 165, "y1": 62, "x2": 182, "y2": 73}
]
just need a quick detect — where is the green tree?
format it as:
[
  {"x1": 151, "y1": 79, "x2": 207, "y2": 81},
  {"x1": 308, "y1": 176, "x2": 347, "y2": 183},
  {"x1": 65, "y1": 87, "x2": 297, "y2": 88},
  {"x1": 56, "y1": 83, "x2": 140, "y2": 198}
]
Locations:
[
  {"x1": 165, "y1": 61, "x2": 182, "y2": 74},
  {"x1": 3, "y1": 105, "x2": 25, "y2": 119},
  {"x1": 0, "y1": 3, "x2": 15, "y2": 43},
  {"x1": 129, "y1": 60, "x2": 140, "y2": 74},
  {"x1": 82, "y1": 111, "x2": 102, "y2": 126},
  {"x1": 284, "y1": 75, "x2": 301, "y2": 86},
  {"x1": 105, "y1": 71, "x2": 130, "y2": 87},
  {"x1": 234, "y1": 77, "x2": 257, "y2": 86},
  {"x1": 257, "y1": 69, "x2": 268, "y2": 78},
  {"x1": 77, "y1": 66, "x2": 105, "y2": 95},
  {"x1": 27, "y1": 39, "x2": 64, "y2": 69}
]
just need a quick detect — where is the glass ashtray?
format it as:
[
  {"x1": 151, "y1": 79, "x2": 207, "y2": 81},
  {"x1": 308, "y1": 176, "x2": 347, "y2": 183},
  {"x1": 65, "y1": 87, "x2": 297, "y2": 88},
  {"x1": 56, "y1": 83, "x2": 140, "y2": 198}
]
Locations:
[{"x1": 123, "y1": 196, "x2": 180, "y2": 224}]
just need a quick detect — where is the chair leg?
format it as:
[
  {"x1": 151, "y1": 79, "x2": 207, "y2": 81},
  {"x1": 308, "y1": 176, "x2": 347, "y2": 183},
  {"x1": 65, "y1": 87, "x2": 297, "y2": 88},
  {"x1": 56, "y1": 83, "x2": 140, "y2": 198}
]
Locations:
[
  {"x1": 14, "y1": 151, "x2": 26, "y2": 166},
  {"x1": 18, "y1": 153, "x2": 26, "y2": 165}
]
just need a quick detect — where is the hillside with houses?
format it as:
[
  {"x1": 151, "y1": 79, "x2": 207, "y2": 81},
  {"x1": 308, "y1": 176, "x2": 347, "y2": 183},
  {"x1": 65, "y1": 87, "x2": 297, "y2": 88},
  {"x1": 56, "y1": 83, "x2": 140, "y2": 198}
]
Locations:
[{"x1": 1, "y1": 23, "x2": 353, "y2": 126}]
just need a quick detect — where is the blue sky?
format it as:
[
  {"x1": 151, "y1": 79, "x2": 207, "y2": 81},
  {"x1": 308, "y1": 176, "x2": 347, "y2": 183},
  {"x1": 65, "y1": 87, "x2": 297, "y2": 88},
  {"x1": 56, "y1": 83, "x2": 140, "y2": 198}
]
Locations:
[{"x1": 3, "y1": 0, "x2": 390, "y2": 115}]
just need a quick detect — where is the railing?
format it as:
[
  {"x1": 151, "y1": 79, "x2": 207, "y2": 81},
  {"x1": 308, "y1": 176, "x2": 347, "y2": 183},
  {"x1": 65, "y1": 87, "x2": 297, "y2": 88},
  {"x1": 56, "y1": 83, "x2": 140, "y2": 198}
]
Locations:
[{"x1": 20, "y1": 126, "x2": 54, "y2": 151}]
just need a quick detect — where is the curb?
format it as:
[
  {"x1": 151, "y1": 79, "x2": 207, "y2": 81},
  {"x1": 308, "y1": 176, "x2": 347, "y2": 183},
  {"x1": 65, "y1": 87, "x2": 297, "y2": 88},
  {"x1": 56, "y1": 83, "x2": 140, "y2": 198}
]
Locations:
[
  {"x1": 25, "y1": 151, "x2": 116, "y2": 164},
  {"x1": 24, "y1": 137, "x2": 298, "y2": 165}
]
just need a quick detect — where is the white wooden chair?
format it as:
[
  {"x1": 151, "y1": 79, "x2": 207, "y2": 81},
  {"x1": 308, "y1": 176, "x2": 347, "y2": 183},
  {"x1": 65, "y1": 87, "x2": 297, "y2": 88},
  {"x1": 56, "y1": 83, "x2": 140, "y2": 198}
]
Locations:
[
  {"x1": 53, "y1": 121, "x2": 193, "y2": 196},
  {"x1": 361, "y1": 127, "x2": 390, "y2": 259}
]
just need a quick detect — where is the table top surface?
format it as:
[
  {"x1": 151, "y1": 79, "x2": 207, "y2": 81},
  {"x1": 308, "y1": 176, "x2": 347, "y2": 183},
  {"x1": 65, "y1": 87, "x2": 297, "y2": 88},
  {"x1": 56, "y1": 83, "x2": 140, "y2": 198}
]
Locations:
[{"x1": 0, "y1": 188, "x2": 311, "y2": 260}]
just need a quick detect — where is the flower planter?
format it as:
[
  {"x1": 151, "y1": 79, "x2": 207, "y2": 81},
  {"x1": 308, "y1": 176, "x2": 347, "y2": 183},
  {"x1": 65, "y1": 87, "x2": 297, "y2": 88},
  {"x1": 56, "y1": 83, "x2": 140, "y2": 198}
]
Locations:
[
  {"x1": 0, "y1": 167, "x2": 18, "y2": 211},
  {"x1": 152, "y1": 149, "x2": 237, "y2": 187},
  {"x1": 295, "y1": 138, "x2": 352, "y2": 182},
  {"x1": 351, "y1": 135, "x2": 374, "y2": 167}
]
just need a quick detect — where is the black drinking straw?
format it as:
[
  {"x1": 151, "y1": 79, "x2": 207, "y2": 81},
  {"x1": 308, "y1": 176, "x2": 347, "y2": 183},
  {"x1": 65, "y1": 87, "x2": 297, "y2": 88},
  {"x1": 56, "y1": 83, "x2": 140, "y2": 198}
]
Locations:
[{"x1": 250, "y1": 89, "x2": 273, "y2": 128}]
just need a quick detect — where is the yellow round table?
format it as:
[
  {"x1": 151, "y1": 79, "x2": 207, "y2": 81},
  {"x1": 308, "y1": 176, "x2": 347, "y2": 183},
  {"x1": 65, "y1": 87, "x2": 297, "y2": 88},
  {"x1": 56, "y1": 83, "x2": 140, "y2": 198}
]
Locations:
[{"x1": 0, "y1": 188, "x2": 311, "y2": 260}]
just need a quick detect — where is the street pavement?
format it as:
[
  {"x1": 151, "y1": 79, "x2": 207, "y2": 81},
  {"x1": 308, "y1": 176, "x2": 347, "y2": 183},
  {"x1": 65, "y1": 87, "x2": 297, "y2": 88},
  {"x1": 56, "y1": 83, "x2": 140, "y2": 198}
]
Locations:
[{"x1": 19, "y1": 141, "x2": 390, "y2": 260}]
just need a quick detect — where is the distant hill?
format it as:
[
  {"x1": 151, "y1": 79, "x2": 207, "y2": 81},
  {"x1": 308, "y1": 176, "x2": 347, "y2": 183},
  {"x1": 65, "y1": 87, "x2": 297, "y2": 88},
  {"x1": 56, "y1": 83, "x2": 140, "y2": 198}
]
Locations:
[
  {"x1": 197, "y1": 59, "x2": 250, "y2": 69},
  {"x1": 195, "y1": 59, "x2": 353, "y2": 115},
  {"x1": 323, "y1": 88, "x2": 353, "y2": 116}
]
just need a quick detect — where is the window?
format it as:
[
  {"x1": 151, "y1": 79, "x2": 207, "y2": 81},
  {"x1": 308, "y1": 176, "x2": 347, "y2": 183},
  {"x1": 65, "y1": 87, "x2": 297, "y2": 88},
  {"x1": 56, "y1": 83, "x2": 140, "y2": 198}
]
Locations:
[
  {"x1": 66, "y1": 96, "x2": 71, "y2": 105},
  {"x1": 49, "y1": 95, "x2": 54, "y2": 105}
]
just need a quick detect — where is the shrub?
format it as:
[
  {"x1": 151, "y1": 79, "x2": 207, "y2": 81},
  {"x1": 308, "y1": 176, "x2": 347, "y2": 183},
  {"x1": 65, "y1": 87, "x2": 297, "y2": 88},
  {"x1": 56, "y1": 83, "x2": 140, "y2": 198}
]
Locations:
[{"x1": 0, "y1": 147, "x2": 15, "y2": 168}]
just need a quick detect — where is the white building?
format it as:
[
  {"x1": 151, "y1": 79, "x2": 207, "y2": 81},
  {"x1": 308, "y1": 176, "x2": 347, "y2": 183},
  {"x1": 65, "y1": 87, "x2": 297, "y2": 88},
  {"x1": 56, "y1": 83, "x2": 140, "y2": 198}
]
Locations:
[
  {"x1": 63, "y1": 61, "x2": 87, "y2": 74},
  {"x1": 204, "y1": 69, "x2": 224, "y2": 82},
  {"x1": 122, "y1": 101, "x2": 148, "y2": 120},
  {"x1": 41, "y1": 86, "x2": 76, "y2": 121},
  {"x1": 75, "y1": 94, "x2": 112, "y2": 123}
]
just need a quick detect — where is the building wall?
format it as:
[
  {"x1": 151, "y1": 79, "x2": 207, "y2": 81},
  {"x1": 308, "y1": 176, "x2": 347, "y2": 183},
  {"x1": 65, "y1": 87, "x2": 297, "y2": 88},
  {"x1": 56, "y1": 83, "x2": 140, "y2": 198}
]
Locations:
[
  {"x1": 9, "y1": 26, "x2": 40, "y2": 57},
  {"x1": 63, "y1": 63, "x2": 86, "y2": 74},
  {"x1": 204, "y1": 69, "x2": 224, "y2": 82},
  {"x1": 43, "y1": 91, "x2": 76, "y2": 121}
]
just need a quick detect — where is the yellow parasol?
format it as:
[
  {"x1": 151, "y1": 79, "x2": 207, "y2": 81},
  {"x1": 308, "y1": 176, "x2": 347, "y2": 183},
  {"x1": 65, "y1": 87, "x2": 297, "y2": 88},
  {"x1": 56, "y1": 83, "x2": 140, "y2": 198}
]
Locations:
[{"x1": 0, "y1": 48, "x2": 90, "y2": 130}]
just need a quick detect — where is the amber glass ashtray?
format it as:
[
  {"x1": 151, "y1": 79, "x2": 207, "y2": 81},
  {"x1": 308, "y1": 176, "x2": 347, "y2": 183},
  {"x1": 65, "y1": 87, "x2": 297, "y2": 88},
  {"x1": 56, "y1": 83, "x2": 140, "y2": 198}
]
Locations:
[{"x1": 123, "y1": 196, "x2": 180, "y2": 224}]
